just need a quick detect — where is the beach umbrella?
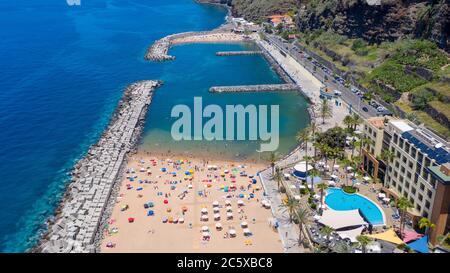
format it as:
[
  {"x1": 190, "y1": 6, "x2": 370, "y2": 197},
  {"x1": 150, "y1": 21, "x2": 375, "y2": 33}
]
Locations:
[
  {"x1": 162, "y1": 217, "x2": 168, "y2": 223},
  {"x1": 161, "y1": 168, "x2": 167, "y2": 172},
  {"x1": 201, "y1": 226, "x2": 209, "y2": 232},
  {"x1": 294, "y1": 195, "x2": 301, "y2": 201},
  {"x1": 214, "y1": 214, "x2": 221, "y2": 220},
  {"x1": 226, "y1": 206, "x2": 232, "y2": 212},
  {"x1": 163, "y1": 199, "x2": 168, "y2": 204},
  {"x1": 147, "y1": 210, "x2": 154, "y2": 216},
  {"x1": 237, "y1": 200, "x2": 244, "y2": 206},
  {"x1": 215, "y1": 223, "x2": 222, "y2": 230},
  {"x1": 252, "y1": 178, "x2": 257, "y2": 184},
  {"x1": 378, "y1": 193, "x2": 386, "y2": 199},
  {"x1": 182, "y1": 206, "x2": 188, "y2": 212},
  {"x1": 202, "y1": 232, "x2": 210, "y2": 238},
  {"x1": 226, "y1": 212, "x2": 233, "y2": 219},
  {"x1": 201, "y1": 208, "x2": 208, "y2": 214},
  {"x1": 213, "y1": 207, "x2": 220, "y2": 213},
  {"x1": 239, "y1": 194, "x2": 244, "y2": 198},
  {"x1": 225, "y1": 200, "x2": 231, "y2": 205},
  {"x1": 243, "y1": 228, "x2": 251, "y2": 236},
  {"x1": 201, "y1": 215, "x2": 209, "y2": 221},
  {"x1": 229, "y1": 229, "x2": 236, "y2": 237},
  {"x1": 212, "y1": 201, "x2": 219, "y2": 207},
  {"x1": 241, "y1": 222, "x2": 248, "y2": 228},
  {"x1": 178, "y1": 218, "x2": 184, "y2": 224},
  {"x1": 328, "y1": 181, "x2": 336, "y2": 186},
  {"x1": 128, "y1": 218, "x2": 135, "y2": 223}
]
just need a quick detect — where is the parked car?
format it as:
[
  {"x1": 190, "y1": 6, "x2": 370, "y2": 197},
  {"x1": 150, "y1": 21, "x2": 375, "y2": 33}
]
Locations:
[{"x1": 362, "y1": 106, "x2": 369, "y2": 112}]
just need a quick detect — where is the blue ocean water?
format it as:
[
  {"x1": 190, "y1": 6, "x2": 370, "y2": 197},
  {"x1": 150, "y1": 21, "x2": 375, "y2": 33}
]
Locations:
[{"x1": 0, "y1": 0, "x2": 309, "y2": 252}]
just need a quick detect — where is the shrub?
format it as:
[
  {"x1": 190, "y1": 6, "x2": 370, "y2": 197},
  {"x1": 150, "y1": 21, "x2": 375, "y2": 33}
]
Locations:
[{"x1": 342, "y1": 185, "x2": 357, "y2": 194}]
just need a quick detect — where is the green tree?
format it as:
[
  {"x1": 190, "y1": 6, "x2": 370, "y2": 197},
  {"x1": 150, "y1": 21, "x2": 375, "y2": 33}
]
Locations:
[
  {"x1": 356, "y1": 235, "x2": 372, "y2": 253},
  {"x1": 380, "y1": 149, "x2": 395, "y2": 186},
  {"x1": 280, "y1": 195, "x2": 300, "y2": 223},
  {"x1": 319, "y1": 99, "x2": 332, "y2": 124},
  {"x1": 397, "y1": 197, "x2": 413, "y2": 237},
  {"x1": 296, "y1": 127, "x2": 311, "y2": 176},
  {"x1": 272, "y1": 167, "x2": 284, "y2": 192},
  {"x1": 317, "y1": 183, "x2": 329, "y2": 207},
  {"x1": 320, "y1": 225, "x2": 335, "y2": 248},
  {"x1": 268, "y1": 152, "x2": 278, "y2": 175},
  {"x1": 418, "y1": 217, "x2": 436, "y2": 236},
  {"x1": 294, "y1": 207, "x2": 309, "y2": 245}
]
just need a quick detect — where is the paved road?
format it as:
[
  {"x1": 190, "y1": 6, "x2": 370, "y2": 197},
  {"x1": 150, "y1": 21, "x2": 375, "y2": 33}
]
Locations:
[{"x1": 266, "y1": 34, "x2": 379, "y2": 119}]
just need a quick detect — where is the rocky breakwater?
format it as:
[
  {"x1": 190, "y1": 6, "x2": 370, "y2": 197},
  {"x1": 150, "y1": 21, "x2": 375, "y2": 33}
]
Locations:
[
  {"x1": 145, "y1": 31, "x2": 247, "y2": 62},
  {"x1": 36, "y1": 80, "x2": 162, "y2": 253},
  {"x1": 145, "y1": 37, "x2": 175, "y2": 61},
  {"x1": 209, "y1": 84, "x2": 299, "y2": 93}
]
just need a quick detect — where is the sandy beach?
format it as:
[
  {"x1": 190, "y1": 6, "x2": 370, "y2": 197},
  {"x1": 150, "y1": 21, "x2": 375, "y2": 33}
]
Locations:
[
  {"x1": 171, "y1": 32, "x2": 247, "y2": 45},
  {"x1": 100, "y1": 151, "x2": 282, "y2": 253}
]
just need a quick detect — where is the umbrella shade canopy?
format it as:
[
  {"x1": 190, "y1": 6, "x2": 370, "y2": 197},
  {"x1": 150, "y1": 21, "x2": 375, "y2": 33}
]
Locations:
[
  {"x1": 225, "y1": 200, "x2": 231, "y2": 205},
  {"x1": 401, "y1": 229, "x2": 423, "y2": 243},
  {"x1": 294, "y1": 195, "x2": 301, "y2": 201},
  {"x1": 212, "y1": 201, "x2": 219, "y2": 206},
  {"x1": 318, "y1": 209, "x2": 367, "y2": 230},
  {"x1": 202, "y1": 226, "x2": 209, "y2": 231},
  {"x1": 201, "y1": 208, "x2": 208, "y2": 213},
  {"x1": 407, "y1": 235, "x2": 429, "y2": 253},
  {"x1": 214, "y1": 214, "x2": 221, "y2": 219},
  {"x1": 336, "y1": 226, "x2": 364, "y2": 243},
  {"x1": 201, "y1": 215, "x2": 208, "y2": 220},
  {"x1": 227, "y1": 212, "x2": 233, "y2": 217},
  {"x1": 178, "y1": 218, "x2": 185, "y2": 223},
  {"x1": 328, "y1": 181, "x2": 336, "y2": 186},
  {"x1": 367, "y1": 229, "x2": 403, "y2": 245},
  {"x1": 213, "y1": 207, "x2": 220, "y2": 212},
  {"x1": 241, "y1": 222, "x2": 248, "y2": 227},
  {"x1": 215, "y1": 223, "x2": 222, "y2": 228},
  {"x1": 378, "y1": 193, "x2": 386, "y2": 199},
  {"x1": 202, "y1": 232, "x2": 210, "y2": 237},
  {"x1": 237, "y1": 200, "x2": 244, "y2": 204},
  {"x1": 243, "y1": 228, "x2": 251, "y2": 234},
  {"x1": 229, "y1": 229, "x2": 236, "y2": 235}
]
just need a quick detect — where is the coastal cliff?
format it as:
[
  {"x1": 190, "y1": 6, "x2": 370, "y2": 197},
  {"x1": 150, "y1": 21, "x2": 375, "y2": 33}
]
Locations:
[{"x1": 229, "y1": 0, "x2": 449, "y2": 50}]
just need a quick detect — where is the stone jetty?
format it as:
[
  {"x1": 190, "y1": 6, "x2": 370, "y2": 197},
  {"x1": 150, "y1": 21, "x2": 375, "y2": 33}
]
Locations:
[
  {"x1": 209, "y1": 84, "x2": 299, "y2": 93},
  {"x1": 35, "y1": 80, "x2": 162, "y2": 253},
  {"x1": 216, "y1": 51, "x2": 262, "y2": 56},
  {"x1": 145, "y1": 30, "x2": 247, "y2": 61}
]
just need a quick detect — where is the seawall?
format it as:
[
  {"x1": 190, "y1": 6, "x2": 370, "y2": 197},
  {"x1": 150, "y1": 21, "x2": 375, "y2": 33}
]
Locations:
[
  {"x1": 209, "y1": 84, "x2": 299, "y2": 93},
  {"x1": 35, "y1": 80, "x2": 162, "y2": 253}
]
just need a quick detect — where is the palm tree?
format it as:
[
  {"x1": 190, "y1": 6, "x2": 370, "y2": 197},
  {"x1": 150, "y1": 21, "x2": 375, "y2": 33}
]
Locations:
[
  {"x1": 297, "y1": 127, "x2": 311, "y2": 177},
  {"x1": 357, "y1": 136, "x2": 373, "y2": 157},
  {"x1": 272, "y1": 167, "x2": 283, "y2": 192},
  {"x1": 268, "y1": 152, "x2": 278, "y2": 175},
  {"x1": 380, "y1": 149, "x2": 395, "y2": 187},
  {"x1": 343, "y1": 115, "x2": 354, "y2": 131},
  {"x1": 294, "y1": 207, "x2": 309, "y2": 245},
  {"x1": 351, "y1": 113, "x2": 362, "y2": 131},
  {"x1": 418, "y1": 217, "x2": 436, "y2": 236},
  {"x1": 397, "y1": 197, "x2": 413, "y2": 237},
  {"x1": 309, "y1": 121, "x2": 320, "y2": 158},
  {"x1": 317, "y1": 183, "x2": 329, "y2": 207},
  {"x1": 280, "y1": 195, "x2": 299, "y2": 223},
  {"x1": 320, "y1": 225, "x2": 335, "y2": 248},
  {"x1": 319, "y1": 99, "x2": 332, "y2": 125},
  {"x1": 308, "y1": 168, "x2": 320, "y2": 192},
  {"x1": 356, "y1": 235, "x2": 372, "y2": 253}
]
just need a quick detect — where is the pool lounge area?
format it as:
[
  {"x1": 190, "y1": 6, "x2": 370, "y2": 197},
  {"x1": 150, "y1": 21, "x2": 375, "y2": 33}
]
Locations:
[{"x1": 325, "y1": 187, "x2": 386, "y2": 226}]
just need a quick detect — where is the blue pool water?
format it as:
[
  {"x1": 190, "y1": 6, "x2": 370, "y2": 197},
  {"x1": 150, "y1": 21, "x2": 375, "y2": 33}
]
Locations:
[
  {"x1": 0, "y1": 0, "x2": 309, "y2": 252},
  {"x1": 325, "y1": 188, "x2": 385, "y2": 225}
]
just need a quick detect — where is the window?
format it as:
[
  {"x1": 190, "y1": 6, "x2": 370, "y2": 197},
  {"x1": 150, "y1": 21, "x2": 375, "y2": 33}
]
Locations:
[
  {"x1": 408, "y1": 162, "x2": 413, "y2": 169},
  {"x1": 418, "y1": 194, "x2": 423, "y2": 201},
  {"x1": 411, "y1": 187, "x2": 416, "y2": 195},
  {"x1": 423, "y1": 212, "x2": 428, "y2": 218},
  {"x1": 394, "y1": 133, "x2": 398, "y2": 144},
  {"x1": 416, "y1": 204, "x2": 421, "y2": 212},
  {"x1": 425, "y1": 201, "x2": 430, "y2": 209},
  {"x1": 420, "y1": 183, "x2": 425, "y2": 191},
  {"x1": 427, "y1": 190, "x2": 432, "y2": 198}
]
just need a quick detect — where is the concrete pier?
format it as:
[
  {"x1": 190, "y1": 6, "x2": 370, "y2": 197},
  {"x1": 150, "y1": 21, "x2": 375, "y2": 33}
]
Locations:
[
  {"x1": 209, "y1": 84, "x2": 299, "y2": 93},
  {"x1": 216, "y1": 51, "x2": 262, "y2": 56},
  {"x1": 36, "y1": 80, "x2": 162, "y2": 253}
]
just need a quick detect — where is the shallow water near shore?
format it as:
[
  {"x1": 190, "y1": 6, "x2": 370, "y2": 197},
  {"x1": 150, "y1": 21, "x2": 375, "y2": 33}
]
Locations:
[{"x1": 0, "y1": 0, "x2": 308, "y2": 252}]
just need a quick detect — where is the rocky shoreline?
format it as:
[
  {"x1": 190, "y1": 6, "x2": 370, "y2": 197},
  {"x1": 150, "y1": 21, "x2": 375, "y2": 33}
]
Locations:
[
  {"x1": 34, "y1": 80, "x2": 162, "y2": 253},
  {"x1": 209, "y1": 83, "x2": 299, "y2": 93}
]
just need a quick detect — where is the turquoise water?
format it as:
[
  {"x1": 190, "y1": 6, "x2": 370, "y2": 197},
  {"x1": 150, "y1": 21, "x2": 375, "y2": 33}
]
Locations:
[
  {"x1": 0, "y1": 0, "x2": 309, "y2": 252},
  {"x1": 141, "y1": 42, "x2": 310, "y2": 160},
  {"x1": 325, "y1": 188, "x2": 385, "y2": 225}
]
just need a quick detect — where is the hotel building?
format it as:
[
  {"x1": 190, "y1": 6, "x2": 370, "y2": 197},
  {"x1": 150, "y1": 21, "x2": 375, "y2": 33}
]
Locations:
[{"x1": 362, "y1": 118, "x2": 450, "y2": 245}]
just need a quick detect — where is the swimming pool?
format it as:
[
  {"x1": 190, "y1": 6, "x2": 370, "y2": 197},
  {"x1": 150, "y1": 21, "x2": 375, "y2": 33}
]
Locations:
[{"x1": 325, "y1": 188, "x2": 386, "y2": 226}]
